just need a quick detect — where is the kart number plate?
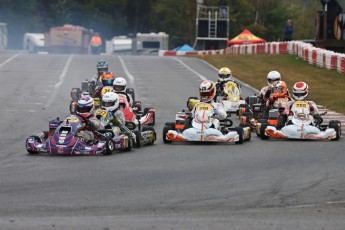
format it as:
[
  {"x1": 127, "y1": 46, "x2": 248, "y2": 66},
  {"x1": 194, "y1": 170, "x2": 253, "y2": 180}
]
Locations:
[{"x1": 195, "y1": 103, "x2": 212, "y2": 111}]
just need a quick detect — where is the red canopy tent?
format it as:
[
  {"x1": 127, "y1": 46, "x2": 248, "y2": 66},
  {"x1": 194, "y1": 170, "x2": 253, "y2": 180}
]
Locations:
[{"x1": 227, "y1": 29, "x2": 266, "y2": 46}]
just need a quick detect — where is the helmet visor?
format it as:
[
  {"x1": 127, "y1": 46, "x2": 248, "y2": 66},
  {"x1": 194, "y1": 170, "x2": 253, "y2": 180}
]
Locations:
[
  {"x1": 294, "y1": 92, "x2": 307, "y2": 98},
  {"x1": 77, "y1": 105, "x2": 92, "y2": 114},
  {"x1": 114, "y1": 85, "x2": 126, "y2": 91},
  {"x1": 97, "y1": 67, "x2": 108, "y2": 73},
  {"x1": 102, "y1": 101, "x2": 115, "y2": 108},
  {"x1": 268, "y1": 78, "x2": 280, "y2": 85},
  {"x1": 102, "y1": 79, "x2": 114, "y2": 86},
  {"x1": 200, "y1": 91, "x2": 213, "y2": 97},
  {"x1": 218, "y1": 74, "x2": 230, "y2": 79}
]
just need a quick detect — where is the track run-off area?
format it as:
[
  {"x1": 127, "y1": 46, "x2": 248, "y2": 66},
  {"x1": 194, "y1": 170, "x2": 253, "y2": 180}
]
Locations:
[{"x1": 0, "y1": 52, "x2": 344, "y2": 230}]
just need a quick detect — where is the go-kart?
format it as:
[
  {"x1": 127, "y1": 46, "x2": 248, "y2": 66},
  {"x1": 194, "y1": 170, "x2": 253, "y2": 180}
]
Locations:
[
  {"x1": 25, "y1": 114, "x2": 135, "y2": 155},
  {"x1": 118, "y1": 94, "x2": 155, "y2": 126},
  {"x1": 216, "y1": 81, "x2": 246, "y2": 114},
  {"x1": 239, "y1": 95, "x2": 290, "y2": 133},
  {"x1": 162, "y1": 102, "x2": 251, "y2": 144},
  {"x1": 259, "y1": 100, "x2": 341, "y2": 140}
]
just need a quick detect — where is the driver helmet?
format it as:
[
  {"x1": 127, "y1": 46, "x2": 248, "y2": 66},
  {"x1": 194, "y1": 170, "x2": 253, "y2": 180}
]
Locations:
[
  {"x1": 101, "y1": 71, "x2": 115, "y2": 87},
  {"x1": 271, "y1": 80, "x2": 288, "y2": 98},
  {"x1": 292, "y1": 81, "x2": 309, "y2": 101},
  {"x1": 218, "y1": 67, "x2": 232, "y2": 82},
  {"x1": 199, "y1": 80, "x2": 216, "y2": 102},
  {"x1": 96, "y1": 60, "x2": 108, "y2": 77},
  {"x1": 101, "y1": 92, "x2": 119, "y2": 112},
  {"x1": 76, "y1": 95, "x2": 95, "y2": 119},
  {"x1": 267, "y1": 70, "x2": 281, "y2": 87},
  {"x1": 113, "y1": 77, "x2": 127, "y2": 92}
]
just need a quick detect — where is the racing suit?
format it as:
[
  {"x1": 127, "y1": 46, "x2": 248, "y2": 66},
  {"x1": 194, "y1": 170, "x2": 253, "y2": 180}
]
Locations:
[
  {"x1": 214, "y1": 80, "x2": 241, "y2": 102},
  {"x1": 286, "y1": 100, "x2": 320, "y2": 124},
  {"x1": 107, "y1": 109, "x2": 126, "y2": 136},
  {"x1": 78, "y1": 115, "x2": 103, "y2": 144},
  {"x1": 168, "y1": 101, "x2": 240, "y2": 142}
]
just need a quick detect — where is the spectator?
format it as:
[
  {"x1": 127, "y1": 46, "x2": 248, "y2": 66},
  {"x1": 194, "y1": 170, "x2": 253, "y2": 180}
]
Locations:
[
  {"x1": 90, "y1": 32, "x2": 102, "y2": 54},
  {"x1": 218, "y1": 0, "x2": 228, "y2": 18},
  {"x1": 283, "y1": 19, "x2": 293, "y2": 41}
]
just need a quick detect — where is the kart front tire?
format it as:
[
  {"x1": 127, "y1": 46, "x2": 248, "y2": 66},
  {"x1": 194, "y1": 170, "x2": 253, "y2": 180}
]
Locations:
[
  {"x1": 124, "y1": 133, "x2": 133, "y2": 151},
  {"x1": 260, "y1": 123, "x2": 269, "y2": 140},
  {"x1": 133, "y1": 130, "x2": 142, "y2": 148},
  {"x1": 329, "y1": 120, "x2": 341, "y2": 141},
  {"x1": 163, "y1": 124, "x2": 174, "y2": 144},
  {"x1": 234, "y1": 127, "x2": 244, "y2": 144},
  {"x1": 26, "y1": 135, "x2": 41, "y2": 154},
  {"x1": 104, "y1": 137, "x2": 115, "y2": 155}
]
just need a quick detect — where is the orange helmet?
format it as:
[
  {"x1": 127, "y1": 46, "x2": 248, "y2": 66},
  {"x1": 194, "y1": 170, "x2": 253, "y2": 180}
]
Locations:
[
  {"x1": 271, "y1": 80, "x2": 288, "y2": 97},
  {"x1": 101, "y1": 71, "x2": 115, "y2": 86}
]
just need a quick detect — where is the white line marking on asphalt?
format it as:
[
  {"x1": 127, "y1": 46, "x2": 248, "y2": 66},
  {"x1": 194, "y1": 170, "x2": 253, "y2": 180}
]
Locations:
[
  {"x1": 118, "y1": 56, "x2": 135, "y2": 84},
  {"x1": 46, "y1": 55, "x2": 74, "y2": 107},
  {"x1": 171, "y1": 57, "x2": 207, "y2": 81},
  {"x1": 0, "y1": 54, "x2": 20, "y2": 68},
  {"x1": 0, "y1": 109, "x2": 35, "y2": 113}
]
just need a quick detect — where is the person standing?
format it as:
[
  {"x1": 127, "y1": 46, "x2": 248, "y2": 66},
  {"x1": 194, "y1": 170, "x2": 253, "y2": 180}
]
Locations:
[
  {"x1": 90, "y1": 32, "x2": 103, "y2": 54},
  {"x1": 283, "y1": 19, "x2": 293, "y2": 41},
  {"x1": 218, "y1": 0, "x2": 228, "y2": 18}
]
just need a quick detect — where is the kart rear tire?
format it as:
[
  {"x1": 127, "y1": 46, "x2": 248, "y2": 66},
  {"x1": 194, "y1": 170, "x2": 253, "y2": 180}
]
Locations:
[
  {"x1": 142, "y1": 126, "x2": 156, "y2": 145},
  {"x1": 260, "y1": 123, "x2": 269, "y2": 140},
  {"x1": 133, "y1": 130, "x2": 142, "y2": 148},
  {"x1": 234, "y1": 127, "x2": 244, "y2": 144},
  {"x1": 329, "y1": 120, "x2": 341, "y2": 141},
  {"x1": 256, "y1": 119, "x2": 267, "y2": 137},
  {"x1": 276, "y1": 116, "x2": 285, "y2": 130},
  {"x1": 26, "y1": 135, "x2": 41, "y2": 154}
]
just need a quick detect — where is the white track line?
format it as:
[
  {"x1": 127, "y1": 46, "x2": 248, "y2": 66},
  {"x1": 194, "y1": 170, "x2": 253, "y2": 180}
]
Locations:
[
  {"x1": 46, "y1": 55, "x2": 73, "y2": 107},
  {"x1": 118, "y1": 56, "x2": 135, "y2": 84},
  {"x1": 0, "y1": 54, "x2": 20, "y2": 68},
  {"x1": 172, "y1": 57, "x2": 207, "y2": 81}
]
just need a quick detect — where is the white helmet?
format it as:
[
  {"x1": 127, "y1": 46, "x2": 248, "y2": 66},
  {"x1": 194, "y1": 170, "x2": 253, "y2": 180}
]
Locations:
[
  {"x1": 113, "y1": 77, "x2": 127, "y2": 92},
  {"x1": 218, "y1": 67, "x2": 232, "y2": 82},
  {"x1": 292, "y1": 81, "x2": 309, "y2": 101},
  {"x1": 267, "y1": 71, "x2": 281, "y2": 87},
  {"x1": 101, "y1": 92, "x2": 119, "y2": 112}
]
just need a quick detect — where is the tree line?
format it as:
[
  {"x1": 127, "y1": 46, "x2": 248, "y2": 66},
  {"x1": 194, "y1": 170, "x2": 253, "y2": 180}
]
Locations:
[{"x1": 0, "y1": 0, "x2": 338, "y2": 49}]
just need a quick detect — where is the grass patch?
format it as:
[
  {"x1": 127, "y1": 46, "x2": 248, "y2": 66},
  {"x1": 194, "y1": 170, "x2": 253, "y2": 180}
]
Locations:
[{"x1": 202, "y1": 54, "x2": 345, "y2": 114}]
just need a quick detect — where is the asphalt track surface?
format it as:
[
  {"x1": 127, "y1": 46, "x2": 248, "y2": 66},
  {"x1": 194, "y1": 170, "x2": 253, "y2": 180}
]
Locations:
[{"x1": 0, "y1": 52, "x2": 344, "y2": 230}]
